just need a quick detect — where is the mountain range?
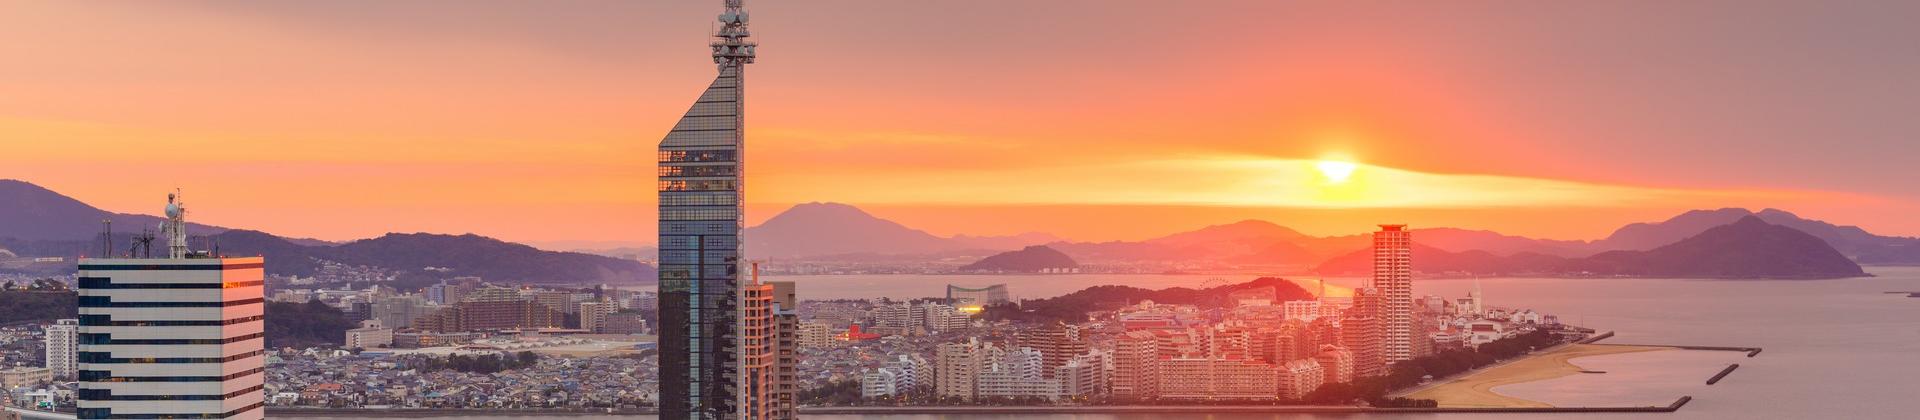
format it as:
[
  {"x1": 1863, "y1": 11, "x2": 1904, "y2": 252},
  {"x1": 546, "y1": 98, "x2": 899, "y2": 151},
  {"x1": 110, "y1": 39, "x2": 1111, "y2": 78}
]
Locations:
[
  {"x1": 0, "y1": 180, "x2": 653, "y2": 285},
  {"x1": 733, "y1": 202, "x2": 1889, "y2": 279}
]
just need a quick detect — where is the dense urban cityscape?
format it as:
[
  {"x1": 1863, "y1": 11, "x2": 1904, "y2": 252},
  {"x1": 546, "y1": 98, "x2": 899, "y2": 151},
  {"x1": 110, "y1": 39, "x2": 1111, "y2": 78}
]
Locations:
[{"x1": 6, "y1": 1, "x2": 1919, "y2": 420}]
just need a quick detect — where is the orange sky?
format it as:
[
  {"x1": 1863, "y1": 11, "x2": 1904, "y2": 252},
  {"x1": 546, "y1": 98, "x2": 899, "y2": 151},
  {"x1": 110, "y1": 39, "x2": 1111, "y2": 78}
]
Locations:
[{"x1": 3, "y1": 2, "x2": 1918, "y2": 247}]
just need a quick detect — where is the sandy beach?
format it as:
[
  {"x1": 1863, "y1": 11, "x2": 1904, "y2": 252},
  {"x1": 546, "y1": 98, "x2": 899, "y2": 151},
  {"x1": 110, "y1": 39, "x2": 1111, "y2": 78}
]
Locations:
[{"x1": 1405, "y1": 344, "x2": 1671, "y2": 408}]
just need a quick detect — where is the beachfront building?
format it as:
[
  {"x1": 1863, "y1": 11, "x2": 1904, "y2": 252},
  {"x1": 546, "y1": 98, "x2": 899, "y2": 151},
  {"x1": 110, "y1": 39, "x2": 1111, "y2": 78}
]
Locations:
[
  {"x1": 1316, "y1": 345, "x2": 1355, "y2": 385},
  {"x1": 1111, "y1": 330, "x2": 1161, "y2": 400},
  {"x1": 1374, "y1": 225, "x2": 1414, "y2": 364},
  {"x1": 1157, "y1": 357, "x2": 1279, "y2": 400},
  {"x1": 1277, "y1": 359, "x2": 1326, "y2": 400}
]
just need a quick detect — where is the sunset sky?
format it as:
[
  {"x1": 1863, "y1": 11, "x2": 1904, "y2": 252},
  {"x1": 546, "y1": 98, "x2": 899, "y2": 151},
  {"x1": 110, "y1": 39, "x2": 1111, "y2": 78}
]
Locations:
[{"x1": 4, "y1": 1, "x2": 1918, "y2": 247}]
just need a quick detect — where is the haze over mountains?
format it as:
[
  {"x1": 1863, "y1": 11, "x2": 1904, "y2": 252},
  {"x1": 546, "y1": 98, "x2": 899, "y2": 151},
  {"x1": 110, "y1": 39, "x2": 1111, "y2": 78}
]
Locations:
[
  {"x1": 1, "y1": 179, "x2": 1896, "y2": 281},
  {"x1": 0, "y1": 180, "x2": 652, "y2": 285},
  {"x1": 735, "y1": 201, "x2": 1885, "y2": 279}
]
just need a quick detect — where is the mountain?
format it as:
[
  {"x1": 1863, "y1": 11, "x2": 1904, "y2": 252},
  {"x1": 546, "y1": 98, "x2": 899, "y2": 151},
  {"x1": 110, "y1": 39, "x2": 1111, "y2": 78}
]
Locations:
[
  {"x1": 1596, "y1": 208, "x2": 1920, "y2": 264},
  {"x1": 1407, "y1": 228, "x2": 1592, "y2": 257},
  {"x1": 744, "y1": 202, "x2": 1054, "y2": 258},
  {"x1": 1571, "y1": 216, "x2": 1866, "y2": 278},
  {"x1": 1597, "y1": 208, "x2": 1759, "y2": 251},
  {"x1": 959, "y1": 245, "x2": 1079, "y2": 273},
  {"x1": 0, "y1": 179, "x2": 228, "y2": 241},
  {"x1": 1316, "y1": 216, "x2": 1865, "y2": 279},
  {"x1": 1049, "y1": 220, "x2": 1338, "y2": 266},
  {"x1": 0, "y1": 180, "x2": 654, "y2": 285}
]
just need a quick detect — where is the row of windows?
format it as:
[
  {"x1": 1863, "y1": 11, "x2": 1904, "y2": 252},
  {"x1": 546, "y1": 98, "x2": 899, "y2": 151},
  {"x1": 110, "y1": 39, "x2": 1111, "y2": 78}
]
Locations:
[
  {"x1": 78, "y1": 384, "x2": 264, "y2": 401},
  {"x1": 660, "y1": 236, "x2": 737, "y2": 250},
  {"x1": 78, "y1": 262, "x2": 264, "y2": 271},
  {"x1": 658, "y1": 165, "x2": 738, "y2": 177},
  {"x1": 78, "y1": 350, "x2": 265, "y2": 364},
  {"x1": 78, "y1": 297, "x2": 264, "y2": 308},
  {"x1": 78, "y1": 367, "x2": 264, "y2": 383},
  {"x1": 683, "y1": 101, "x2": 737, "y2": 118},
  {"x1": 658, "y1": 150, "x2": 737, "y2": 163},
  {"x1": 661, "y1": 208, "x2": 739, "y2": 221},
  {"x1": 661, "y1": 129, "x2": 738, "y2": 147},
  {"x1": 660, "y1": 193, "x2": 736, "y2": 206},
  {"x1": 660, "y1": 250, "x2": 740, "y2": 265},
  {"x1": 658, "y1": 265, "x2": 739, "y2": 282},
  {"x1": 697, "y1": 86, "x2": 739, "y2": 102},
  {"x1": 75, "y1": 401, "x2": 264, "y2": 419},
  {"x1": 662, "y1": 221, "x2": 737, "y2": 233},
  {"x1": 659, "y1": 180, "x2": 738, "y2": 192},
  {"x1": 672, "y1": 115, "x2": 739, "y2": 131},
  {"x1": 79, "y1": 278, "x2": 264, "y2": 289},
  {"x1": 80, "y1": 314, "x2": 264, "y2": 327},
  {"x1": 79, "y1": 332, "x2": 264, "y2": 345}
]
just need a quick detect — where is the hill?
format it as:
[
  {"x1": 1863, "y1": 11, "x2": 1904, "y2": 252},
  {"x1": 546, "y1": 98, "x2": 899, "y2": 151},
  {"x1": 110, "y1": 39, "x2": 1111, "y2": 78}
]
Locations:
[
  {"x1": 1316, "y1": 216, "x2": 1866, "y2": 279},
  {"x1": 0, "y1": 179, "x2": 228, "y2": 242},
  {"x1": 958, "y1": 245, "x2": 1078, "y2": 273},
  {"x1": 986, "y1": 277, "x2": 1315, "y2": 323},
  {"x1": 0, "y1": 180, "x2": 654, "y2": 285}
]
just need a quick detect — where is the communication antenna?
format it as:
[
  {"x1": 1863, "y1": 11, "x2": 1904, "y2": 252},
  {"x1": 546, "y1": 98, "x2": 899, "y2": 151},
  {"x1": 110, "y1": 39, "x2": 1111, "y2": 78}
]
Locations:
[
  {"x1": 99, "y1": 219, "x2": 112, "y2": 258},
  {"x1": 129, "y1": 229, "x2": 156, "y2": 259}
]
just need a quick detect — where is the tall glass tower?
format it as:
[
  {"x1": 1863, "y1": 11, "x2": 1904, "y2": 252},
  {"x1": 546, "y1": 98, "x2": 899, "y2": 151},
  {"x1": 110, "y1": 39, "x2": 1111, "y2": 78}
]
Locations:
[{"x1": 658, "y1": 1, "x2": 755, "y2": 418}]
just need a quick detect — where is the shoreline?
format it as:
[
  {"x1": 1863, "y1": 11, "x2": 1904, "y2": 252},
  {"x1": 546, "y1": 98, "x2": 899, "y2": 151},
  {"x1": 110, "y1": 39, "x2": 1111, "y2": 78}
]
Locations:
[
  {"x1": 1405, "y1": 343, "x2": 1672, "y2": 408},
  {"x1": 263, "y1": 399, "x2": 1693, "y2": 417}
]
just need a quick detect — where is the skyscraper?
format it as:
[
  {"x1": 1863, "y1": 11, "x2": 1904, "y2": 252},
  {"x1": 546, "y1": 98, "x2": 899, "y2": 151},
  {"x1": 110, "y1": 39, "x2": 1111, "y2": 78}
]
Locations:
[
  {"x1": 1373, "y1": 225, "x2": 1413, "y2": 364},
  {"x1": 76, "y1": 193, "x2": 265, "y2": 420},
  {"x1": 43, "y1": 319, "x2": 77, "y2": 379},
  {"x1": 659, "y1": 1, "x2": 756, "y2": 417}
]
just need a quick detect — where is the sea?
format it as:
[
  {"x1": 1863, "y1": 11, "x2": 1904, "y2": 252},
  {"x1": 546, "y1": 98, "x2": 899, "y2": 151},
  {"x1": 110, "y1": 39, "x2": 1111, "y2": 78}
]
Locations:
[{"x1": 281, "y1": 266, "x2": 1920, "y2": 420}]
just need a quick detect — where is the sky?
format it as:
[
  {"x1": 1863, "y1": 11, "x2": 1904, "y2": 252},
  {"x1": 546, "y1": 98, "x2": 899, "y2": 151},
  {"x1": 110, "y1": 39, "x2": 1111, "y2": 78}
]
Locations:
[{"x1": 3, "y1": 1, "x2": 1918, "y2": 247}]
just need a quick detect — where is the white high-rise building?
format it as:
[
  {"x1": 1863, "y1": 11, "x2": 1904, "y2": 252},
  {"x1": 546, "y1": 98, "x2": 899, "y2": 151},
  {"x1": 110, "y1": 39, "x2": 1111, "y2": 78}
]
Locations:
[
  {"x1": 76, "y1": 193, "x2": 265, "y2": 420},
  {"x1": 44, "y1": 319, "x2": 78, "y2": 379},
  {"x1": 1373, "y1": 224, "x2": 1413, "y2": 364}
]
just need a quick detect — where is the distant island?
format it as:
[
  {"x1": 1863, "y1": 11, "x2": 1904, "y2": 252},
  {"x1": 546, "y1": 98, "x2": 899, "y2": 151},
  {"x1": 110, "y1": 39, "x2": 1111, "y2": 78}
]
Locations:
[
  {"x1": 959, "y1": 245, "x2": 1080, "y2": 273},
  {"x1": 1317, "y1": 216, "x2": 1867, "y2": 279}
]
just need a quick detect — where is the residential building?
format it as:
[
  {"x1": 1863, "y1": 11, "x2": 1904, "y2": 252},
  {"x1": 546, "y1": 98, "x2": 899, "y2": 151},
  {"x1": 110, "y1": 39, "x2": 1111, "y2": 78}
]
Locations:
[
  {"x1": 1283, "y1": 300, "x2": 1322, "y2": 322},
  {"x1": 1374, "y1": 225, "x2": 1414, "y2": 364},
  {"x1": 1014, "y1": 323, "x2": 1086, "y2": 378},
  {"x1": 797, "y1": 321, "x2": 833, "y2": 349},
  {"x1": 935, "y1": 339, "x2": 992, "y2": 400},
  {"x1": 44, "y1": 319, "x2": 78, "y2": 379},
  {"x1": 1157, "y1": 357, "x2": 1279, "y2": 400},
  {"x1": 860, "y1": 369, "x2": 898, "y2": 398},
  {"x1": 1111, "y1": 330, "x2": 1161, "y2": 400},
  {"x1": 344, "y1": 320, "x2": 394, "y2": 349},
  {"x1": 411, "y1": 288, "x2": 565, "y2": 332},
  {"x1": 604, "y1": 313, "x2": 648, "y2": 335},
  {"x1": 1278, "y1": 359, "x2": 1326, "y2": 400},
  {"x1": 578, "y1": 301, "x2": 616, "y2": 333},
  {"x1": 1315, "y1": 345, "x2": 1355, "y2": 385},
  {"x1": 1341, "y1": 289, "x2": 1386, "y2": 378}
]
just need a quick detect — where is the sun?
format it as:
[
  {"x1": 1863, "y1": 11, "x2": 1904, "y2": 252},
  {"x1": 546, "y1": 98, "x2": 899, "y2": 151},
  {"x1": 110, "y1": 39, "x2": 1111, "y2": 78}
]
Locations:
[{"x1": 1316, "y1": 160, "x2": 1358, "y2": 184}]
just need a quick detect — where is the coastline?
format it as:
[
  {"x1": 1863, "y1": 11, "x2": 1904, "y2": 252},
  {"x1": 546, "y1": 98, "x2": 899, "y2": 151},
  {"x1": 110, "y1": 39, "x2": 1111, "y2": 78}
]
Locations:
[{"x1": 1405, "y1": 344, "x2": 1671, "y2": 408}]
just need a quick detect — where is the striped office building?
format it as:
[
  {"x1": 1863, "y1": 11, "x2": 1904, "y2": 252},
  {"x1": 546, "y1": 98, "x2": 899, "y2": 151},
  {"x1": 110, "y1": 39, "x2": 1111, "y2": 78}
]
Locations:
[{"x1": 76, "y1": 257, "x2": 266, "y2": 420}]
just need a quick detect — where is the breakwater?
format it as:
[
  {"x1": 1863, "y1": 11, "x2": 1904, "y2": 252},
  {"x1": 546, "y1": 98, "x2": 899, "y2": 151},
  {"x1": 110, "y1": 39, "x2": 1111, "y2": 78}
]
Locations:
[{"x1": 1707, "y1": 364, "x2": 1740, "y2": 385}]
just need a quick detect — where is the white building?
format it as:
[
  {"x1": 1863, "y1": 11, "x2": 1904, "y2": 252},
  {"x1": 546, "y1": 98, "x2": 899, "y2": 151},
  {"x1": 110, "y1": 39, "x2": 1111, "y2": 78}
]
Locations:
[
  {"x1": 44, "y1": 319, "x2": 78, "y2": 379},
  {"x1": 344, "y1": 320, "x2": 394, "y2": 349},
  {"x1": 76, "y1": 194, "x2": 265, "y2": 420},
  {"x1": 1283, "y1": 300, "x2": 1322, "y2": 322},
  {"x1": 577, "y1": 301, "x2": 615, "y2": 333},
  {"x1": 860, "y1": 369, "x2": 898, "y2": 398}
]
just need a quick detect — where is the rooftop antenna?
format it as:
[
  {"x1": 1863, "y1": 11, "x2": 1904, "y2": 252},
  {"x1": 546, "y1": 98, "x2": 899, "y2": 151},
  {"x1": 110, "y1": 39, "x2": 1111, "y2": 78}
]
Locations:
[
  {"x1": 99, "y1": 219, "x2": 112, "y2": 258},
  {"x1": 128, "y1": 228, "x2": 156, "y2": 259},
  {"x1": 163, "y1": 189, "x2": 189, "y2": 259}
]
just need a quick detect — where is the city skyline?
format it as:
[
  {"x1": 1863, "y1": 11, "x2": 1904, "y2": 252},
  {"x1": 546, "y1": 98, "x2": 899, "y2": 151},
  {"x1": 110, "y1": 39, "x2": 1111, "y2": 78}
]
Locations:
[{"x1": 5, "y1": 1, "x2": 1920, "y2": 245}]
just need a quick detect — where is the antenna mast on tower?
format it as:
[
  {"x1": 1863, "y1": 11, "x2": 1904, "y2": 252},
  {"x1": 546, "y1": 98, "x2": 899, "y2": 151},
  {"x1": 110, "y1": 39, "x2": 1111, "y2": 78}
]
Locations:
[{"x1": 163, "y1": 189, "x2": 189, "y2": 259}]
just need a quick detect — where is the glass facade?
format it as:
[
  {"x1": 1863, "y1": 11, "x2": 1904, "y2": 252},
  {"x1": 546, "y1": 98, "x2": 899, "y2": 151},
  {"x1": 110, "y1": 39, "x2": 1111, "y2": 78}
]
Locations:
[{"x1": 659, "y1": 64, "x2": 745, "y2": 419}]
